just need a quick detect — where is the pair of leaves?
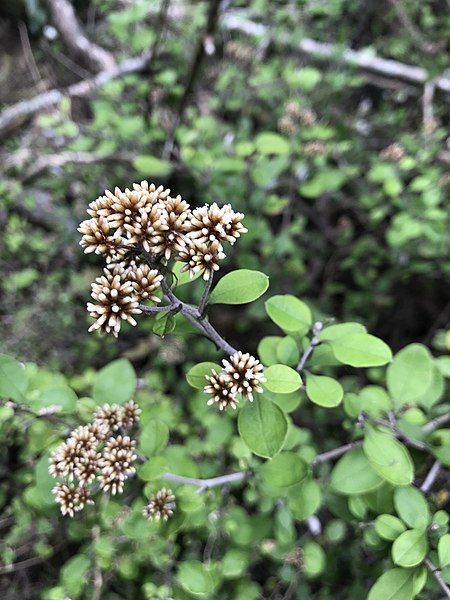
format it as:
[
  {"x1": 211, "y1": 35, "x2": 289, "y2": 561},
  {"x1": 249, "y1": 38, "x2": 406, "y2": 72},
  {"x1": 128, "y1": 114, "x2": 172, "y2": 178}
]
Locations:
[{"x1": 319, "y1": 323, "x2": 392, "y2": 367}]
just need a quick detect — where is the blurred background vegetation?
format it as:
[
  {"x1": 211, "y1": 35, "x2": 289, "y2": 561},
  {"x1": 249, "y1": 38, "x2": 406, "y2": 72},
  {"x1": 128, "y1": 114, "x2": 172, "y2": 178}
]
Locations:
[{"x1": 0, "y1": 0, "x2": 449, "y2": 598}]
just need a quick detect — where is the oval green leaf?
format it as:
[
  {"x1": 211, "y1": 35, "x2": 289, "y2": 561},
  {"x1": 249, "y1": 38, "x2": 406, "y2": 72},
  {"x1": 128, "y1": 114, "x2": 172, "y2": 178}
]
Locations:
[
  {"x1": 209, "y1": 269, "x2": 269, "y2": 305},
  {"x1": 186, "y1": 362, "x2": 221, "y2": 389},
  {"x1": 263, "y1": 364, "x2": 302, "y2": 394},
  {"x1": 92, "y1": 358, "x2": 136, "y2": 405},
  {"x1": 392, "y1": 529, "x2": 427, "y2": 568},
  {"x1": 260, "y1": 452, "x2": 309, "y2": 488},
  {"x1": 306, "y1": 374, "x2": 343, "y2": 408},
  {"x1": 265, "y1": 295, "x2": 312, "y2": 334},
  {"x1": 329, "y1": 333, "x2": 392, "y2": 367},
  {"x1": 238, "y1": 396, "x2": 288, "y2": 458},
  {"x1": 331, "y1": 448, "x2": 383, "y2": 495}
]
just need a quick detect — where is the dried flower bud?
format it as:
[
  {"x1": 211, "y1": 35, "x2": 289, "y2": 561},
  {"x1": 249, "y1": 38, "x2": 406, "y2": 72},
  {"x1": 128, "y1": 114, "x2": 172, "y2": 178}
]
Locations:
[
  {"x1": 92, "y1": 403, "x2": 124, "y2": 434},
  {"x1": 52, "y1": 483, "x2": 93, "y2": 517},
  {"x1": 74, "y1": 449, "x2": 101, "y2": 485},
  {"x1": 222, "y1": 352, "x2": 266, "y2": 401},
  {"x1": 78, "y1": 217, "x2": 127, "y2": 263},
  {"x1": 278, "y1": 115, "x2": 297, "y2": 135},
  {"x1": 177, "y1": 239, "x2": 225, "y2": 280},
  {"x1": 129, "y1": 264, "x2": 163, "y2": 303},
  {"x1": 105, "y1": 187, "x2": 153, "y2": 234},
  {"x1": 87, "y1": 266, "x2": 141, "y2": 337},
  {"x1": 122, "y1": 400, "x2": 141, "y2": 430},
  {"x1": 98, "y1": 436, "x2": 137, "y2": 495},
  {"x1": 303, "y1": 141, "x2": 328, "y2": 157},
  {"x1": 380, "y1": 142, "x2": 405, "y2": 162},
  {"x1": 204, "y1": 369, "x2": 239, "y2": 411},
  {"x1": 48, "y1": 440, "x2": 81, "y2": 480},
  {"x1": 143, "y1": 488, "x2": 176, "y2": 521},
  {"x1": 69, "y1": 425, "x2": 98, "y2": 452}
]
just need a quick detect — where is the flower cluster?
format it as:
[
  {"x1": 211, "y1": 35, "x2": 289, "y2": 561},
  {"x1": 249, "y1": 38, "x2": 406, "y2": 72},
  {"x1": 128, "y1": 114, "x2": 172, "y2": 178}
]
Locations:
[
  {"x1": 204, "y1": 351, "x2": 266, "y2": 411},
  {"x1": 143, "y1": 488, "x2": 176, "y2": 521},
  {"x1": 79, "y1": 181, "x2": 247, "y2": 336},
  {"x1": 49, "y1": 400, "x2": 140, "y2": 516}
]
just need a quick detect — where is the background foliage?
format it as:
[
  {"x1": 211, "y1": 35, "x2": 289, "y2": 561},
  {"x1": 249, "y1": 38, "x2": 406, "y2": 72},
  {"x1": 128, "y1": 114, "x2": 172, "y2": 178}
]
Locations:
[{"x1": 0, "y1": 0, "x2": 450, "y2": 598}]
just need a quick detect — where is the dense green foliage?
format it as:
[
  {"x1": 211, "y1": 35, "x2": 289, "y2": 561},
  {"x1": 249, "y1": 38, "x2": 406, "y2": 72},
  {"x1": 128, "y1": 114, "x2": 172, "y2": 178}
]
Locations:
[{"x1": 0, "y1": 0, "x2": 450, "y2": 598}]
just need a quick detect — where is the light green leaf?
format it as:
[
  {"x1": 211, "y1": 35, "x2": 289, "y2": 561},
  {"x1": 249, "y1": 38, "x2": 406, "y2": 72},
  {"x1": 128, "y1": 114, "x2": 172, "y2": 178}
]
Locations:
[
  {"x1": 238, "y1": 396, "x2": 288, "y2": 458},
  {"x1": 300, "y1": 169, "x2": 347, "y2": 198},
  {"x1": 329, "y1": 333, "x2": 392, "y2": 367},
  {"x1": 394, "y1": 487, "x2": 430, "y2": 530},
  {"x1": 263, "y1": 365, "x2": 302, "y2": 394},
  {"x1": 363, "y1": 426, "x2": 414, "y2": 486},
  {"x1": 331, "y1": 448, "x2": 383, "y2": 495},
  {"x1": 436, "y1": 356, "x2": 450, "y2": 378},
  {"x1": 438, "y1": 534, "x2": 450, "y2": 568},
  {"x1": 186, "y1": 362, "x2": 221, "y2": 389},
  {"x1": 260, "y1": 452, "x2": 308, "y2": 488},
  {"x1": 287, "y1": 478, "x2": 322, "y2": 520},
  {"x1": 0, "y1": 354, "x2": 27, "y2": 400},
  {"x1": 255, "y1": 132, "x2": 290, "y2": 155},
  {"x1": 387, "y1": 344, "x2": 434, "y2": 408},
  {"x1": 392, "y1": 529, "x2": 427, "y2": 567},
  {"x1": 367, "y1": 568, "x2": 415, "y2": 600},
  {"x1": 176, "y1": 560, "x2": 215, "y2": 597},
  {"x1": 375, "y1": 514, "x2": 406, "y2": 541},
  {"x1": 92, "y1": 359, "x2": 136, "y2": 405},
  {"x1": 318, "y1": 322, "x2": 366, "y2": 342},
  {"x1": 306, "y1": 374, "x2": 343, "y2": 408},
  {"x1": 34, "y1": 385, "x2": 77, "y2": 413},
  {"x1": 258, "y1": 336, "x2": 283, "y2": 366},
  {"x1": 133, "y1": 155, "x2": 172, "y2": 176},
  {"x1": 302, "y1": 540, "x2": 326, "y2": 578},
  {"x1": 209, "y1": 270, "x2": 269, "y2": 305},
  {"x1": 265, "y1": 295, "x2": 312, "y2": 335},
  {"x1": 138, "y1": 420, "x2": 169, "y2": 457},
  {"x1": 276, "y1": 336, "x2": 300, "y2": 367},
  {"x1": 61, "y1": 555, "x2": 90, "y2": 598}
]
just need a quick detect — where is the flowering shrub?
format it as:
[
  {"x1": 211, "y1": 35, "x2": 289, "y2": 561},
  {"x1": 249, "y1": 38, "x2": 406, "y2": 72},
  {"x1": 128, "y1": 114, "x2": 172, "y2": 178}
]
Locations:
[{"x1": 1, "y1": 180, "x2": 449, "y2": 598}]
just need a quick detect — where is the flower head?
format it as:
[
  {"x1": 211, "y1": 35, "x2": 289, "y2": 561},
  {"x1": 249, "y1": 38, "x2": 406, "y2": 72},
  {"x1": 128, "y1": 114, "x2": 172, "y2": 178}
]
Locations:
[
  {"x1": 177, "y1": 239, "x2": 225, "y2": 280},
  {"x1": 222, "y1": 352, "x2": 266, "y2": 401},
  {"x1": 92, "y1": 403, "x2": 124, "y2": 434},
  {"x1": 130, "y1": 264, "x2": 163, "y2": 303},
  {"x1": 87, "y1": 266, "x2": 141, "y2": 337},
  {"x1": 98, "y1": 435, "x2": 137, "y2": 495},
  {"x1": 52, "y1": 483, "x2": 93, "y2": 517},
  {"x1": 122, "y1": 400, "x2": 141, "y2": 430},
  {"x1": 78, "y1": 217, "x2": 127, "y2": 263},
  {"x1": 204, "y1": 369, "x2": 239, "y2": 411},
  {"x1": 143, "y1": 488, "x2": 176, "y2": 521}
]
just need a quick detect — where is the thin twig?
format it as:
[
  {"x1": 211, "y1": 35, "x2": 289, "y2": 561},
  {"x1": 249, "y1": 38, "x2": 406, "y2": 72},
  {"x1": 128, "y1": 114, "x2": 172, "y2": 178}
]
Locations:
[
  {"x1": 423, "y1": 413, "x2": 450, "y2": 433},
  {"x1": 425, "y1": 558, "x2": 450, "y2": 598},
  {"x1": 138, "y1": 304, "x2": 175, "y2": 314},
  {"x1": 423, "y1": 80, "x2": 436, "y2": 133},
  {"x1": 420, "y1": 460, "x2": 441, "y2": 494},
  {"x1": 296, "y1": 322, "x2": 322, "y2": 372},
  {"x1": 18, "y1": 22, "x2": 41, "y2": 83},
  {"x1": 0, "y1": 555, "x2": 47, "y2": 575},
  {"x1": 198, "y1": 274, "x2": 214, "y2": 316},
  {"x1": 162, "y1": 471, "x2": 247, "y2": 493},
  {"x1": 313, "y1": 441, "x2": 363, "y2": 465},
  {"x1": 364, "y1": 415, "x2": 428, "y2": 451}
]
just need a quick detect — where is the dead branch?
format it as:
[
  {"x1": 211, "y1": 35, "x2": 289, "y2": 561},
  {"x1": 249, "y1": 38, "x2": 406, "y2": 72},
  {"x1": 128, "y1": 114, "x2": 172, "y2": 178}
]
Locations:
[
  {"x1": 223, "y1": 12, "x2": 450, "y2": 92},
  {"x1": 45, "y1": 0, "x2": 116, "y2": 72},
  {"x1": 0, "y1": 50, "x2": 152, "y2": 137}
]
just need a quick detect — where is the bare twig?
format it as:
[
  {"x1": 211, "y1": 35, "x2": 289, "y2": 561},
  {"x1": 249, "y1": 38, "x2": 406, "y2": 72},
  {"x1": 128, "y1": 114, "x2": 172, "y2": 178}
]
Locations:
[
  {"x1": 223, "y1": 12, "x2": 450, "y2": 92},
  {"x1": 0, "y1": 50, "x2": 152, "y2": 136},
  {"x1": 162, "y1": 471, "x2": 247, "y2": 493},
  {"x1": 423, "y1": 412, "x2": 450, "y2": 434},
  {"x1": 422, "y1": 80, "x2": 436, "y2": 133},
  {"x1": 420, "y1": 460, "x2": 441, "y2": 494},
  {"x1": 0, "y1": 555, "x2": 47, "y2": 575},
  {"x1": 313, "y1": 441, "x2": 363, "y2": 465},
  {"x1": 364, "y1": 415, "x2": 428, "y2": 451},
  {"x1": 45, "y1": 0, "x2": 116, "y2": 72},
  {"x1": 198, "y1": 274, "x2": 214, "y2": 316},
  {"x1": 297, "y1": 322, "x2": 322, "y2": 372},
  {"x1": 425, "y1": 558, "x2": 450, "y2": 599},
  {"x1": 18, "y1": 22, "x2": 41, "y2": 83}
]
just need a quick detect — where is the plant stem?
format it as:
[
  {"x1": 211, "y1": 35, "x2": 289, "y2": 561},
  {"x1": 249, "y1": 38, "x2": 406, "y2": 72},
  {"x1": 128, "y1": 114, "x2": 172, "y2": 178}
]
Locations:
[
  {"x1": 364, "y1": 414, "x2": 428, "y2": 451},
  {"x1": 425, "y1": 558, "x2": 450, "y2": 598},
  {"x1": 198, "y1": 273, "x2": 214, "y2": 316},
  {"x1": 423, "y1": 412, "x2": 450, "y2": 433},
  {"x1": 313, "y1": 441, "x2": 363, "y2": 465},
  {"x1": 162, "y1": 471, "x2": 247, "y2": 493},
  {"x1": 420, "y1": 460, "x2": 441, "y2": 494},
  {"x1": 138, "y1": 304, "x2": 175, "y2": 314},
  {"x1": 296, "y1": 322, "x2": 322, "y2": 372}
]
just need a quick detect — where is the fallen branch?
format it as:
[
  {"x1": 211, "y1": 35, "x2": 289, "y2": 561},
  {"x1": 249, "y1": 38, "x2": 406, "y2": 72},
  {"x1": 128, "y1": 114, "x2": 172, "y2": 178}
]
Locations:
[
  {"x1": 0, "y1": 50, "x2": 152, "y2": 137},
  {"x1": 46, "y1": 0, "x2": 116, "y2": 72},
  {"x1": 223, "y1": 12, "x2": 450, "y2": 92}
]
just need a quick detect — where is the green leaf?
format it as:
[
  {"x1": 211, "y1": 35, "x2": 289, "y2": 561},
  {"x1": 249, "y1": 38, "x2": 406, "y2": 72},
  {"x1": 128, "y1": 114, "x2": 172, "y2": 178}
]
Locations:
[
  {"x1": 92, "y1": 359, "x2": 136, "y2": 405},
  {"x1": 238, "y1": 396, "x2": 288, "y2": 458},
  {"x1": 0, "y1": 354, "x2": 27, "y2": 400},
  {"x1": 294, "y1": 67, "x2": 322, "y2": 90},
  {"x1": 176, "y1": 560, "x2": 215, "y2": 597},
  {"x1": 436, "y1": 356, "x2": 450, "y2": 378},
  {"x1": 263, "y1": 365, "x2": 302, "y2": 394},
  {"x1": 363, "y1": 426, "x2": 413, "y2": 486},
  {"x1": 318, "y1": 322, "x2": 366, "y2": 342},
  {"x1": 306, "y1": 374, "x2": 343, "y2": 408},
  {"x1": 222, "y1": 548, "x2": 250, "y2": 579},
  {"x1": 375, "y1": 514, "x2": 406, "y2": 541},
  {"x1": 265, "y1": 295, "x2": 312, "y2": 335},
  {"x1": 329, "y1": 333, "x2": 392, "y2": 367},
  {"x1": 302, "y1": 540, "x2": 326, "y2": 578},
  {"x1": 61, "y1": 555, "x2": 90, "y2": 597},
  {"x1": 209, "y1": 270, "x2": 269, "y2": 305},
  {"x1": 287, "y1": 478, "x2": 322, "y2": 520},
  {"x1": 394, "y1": 487, "x2": 430, "y2": 530},
  {"x1": 392, "y1": 529, "x2": 427, "y2": 567},
  {"x1": 276, "y1": 336, "x2": 300, "y2": 367},
  {"x1": 300, "y1": 169, "x2": 347, "y2": 198},
  {"x1": 387, "y1": 344, "x2": 434, "y2": 408},
  {"x1": 255, "y1": 132, "x2": 290, "y2": 155},
  {"x1": 438, "y1": 534, "x2": 450, "y2": 568},
  {"x1": 34, "y1": 385, "x2": 77, "y2": 413},
  {"x1": 331, "y1": 448, "x2": 383, "y2": 495},
  {"x1": 186, "y1": 362, "x2": 221, "y2": 389},
  {"x1": 133, "y1": 155, "x2": 172, "y2": 176},
  {"x1": 260, "y1": 452, "x2": 308, "y2": 488},
  {"x1": 258, "y1": 336, "x2": 282, "y2": 366},
  {"x1": 367, "y1": 568, "x2": 415, "y2": 600},
  {"x1": 138, "y1": 420, "x2": 169, "y2": 457}
]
